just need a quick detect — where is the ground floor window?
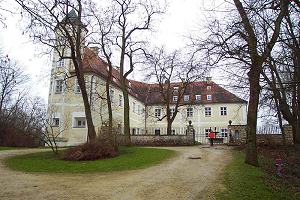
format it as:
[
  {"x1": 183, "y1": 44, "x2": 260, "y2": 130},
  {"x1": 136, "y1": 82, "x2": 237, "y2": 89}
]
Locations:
[
  {"x1": 74, "y1": 117, "x2": 86, "y2": 128},
  {"x1": 155, "y1": 128, "x2": 160, "y2": 135},
  {"x1": 221, "y1": 128, "x2": 228, "y2": 137},
  {"x1": 171, "y1": 129, "x2": 176, "y2": 135},
  {"x1": 52, "y1": 118, "x2": 59, "y2": 127},
  {"x1": 205, "y1": 128, "x2": 210, "y2": 137}
]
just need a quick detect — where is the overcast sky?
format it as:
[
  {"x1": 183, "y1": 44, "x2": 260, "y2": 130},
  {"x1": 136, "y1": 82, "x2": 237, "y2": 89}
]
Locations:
[{"x1": 0, "y1": 0, "x2": 224, "y2": 102}]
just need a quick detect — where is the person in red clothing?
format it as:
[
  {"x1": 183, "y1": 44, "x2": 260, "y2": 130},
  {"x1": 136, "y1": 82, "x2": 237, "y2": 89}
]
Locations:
[{"x1": 208, "y1": 128, "x2": 215, "y2": 146}]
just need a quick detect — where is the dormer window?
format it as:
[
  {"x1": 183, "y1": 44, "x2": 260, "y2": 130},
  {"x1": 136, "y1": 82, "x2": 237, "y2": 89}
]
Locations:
[
  {"x1": 173, "y1": 96, "x2": 178, "y2": 102},
  {"x1": 195, "y1": 95, "x2": 201, "y2": 101},
  {"x1": 184, "y1": 95, "x2": 189, "y2": 101},
  {"x1": 207, "y1": 86, "x2": 211, "y2": 91},
  {"x1": 207, "y1": 95, "x2": 212, "y2": 101},
  {"x1": 173, "y1": 86, "x2": 179, "y2": 91}
]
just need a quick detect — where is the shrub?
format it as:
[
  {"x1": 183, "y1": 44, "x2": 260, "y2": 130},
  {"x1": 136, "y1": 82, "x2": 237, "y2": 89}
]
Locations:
[
  {"x1": 0, "y1": 128, "x2": 41, "y2": 147},
  {"x1": 63, "y1": 139, "x2": 119, "y2": 161}
]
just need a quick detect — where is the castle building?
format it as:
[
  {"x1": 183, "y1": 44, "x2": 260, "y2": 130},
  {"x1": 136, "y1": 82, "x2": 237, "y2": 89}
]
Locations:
[
  {"x1": 48, "y1": 10, "x2": 247, "y2": 146},
  {"x1": 48, "y1": 46, "x2": 247, "y2": 146}
]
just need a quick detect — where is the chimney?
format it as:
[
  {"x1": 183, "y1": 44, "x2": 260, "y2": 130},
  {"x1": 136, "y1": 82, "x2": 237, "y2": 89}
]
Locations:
[
  {"x1": 90, "y1": 46, "x2": 99, "y2": 55},
  {"x1": 206, "y1": 77, "x2": 212, "y2": 83}
]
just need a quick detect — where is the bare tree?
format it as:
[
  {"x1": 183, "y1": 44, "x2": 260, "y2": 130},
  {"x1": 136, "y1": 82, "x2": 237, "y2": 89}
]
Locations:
[
  {"x1": 192, "y1": 0, "x2": 289, "y2": 166},
  {"x1": 15, "y1": 0, "x2": 98, "y2": 141},
  {"x1": 0, "y1": 53, "x2": 27, "y2": 119},
  {"x1": 88, "y1": 0, "x2": 165, "y2": 144},
  {"x1": 144, "y1": 47, "x2": 206, "y2": 135}
]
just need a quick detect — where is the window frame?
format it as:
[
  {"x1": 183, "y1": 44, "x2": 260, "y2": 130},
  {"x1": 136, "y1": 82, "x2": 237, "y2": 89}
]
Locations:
[
  {"x1": 221, "y1": 128, "x2": 228, "y2": 138},
  {"x1": 57, "y1": 59, "x2": 65, "y2": 68},
  {"x1": 205, "y1": 128, "x2": 210, "y2": 138},
  {"x1": 173, "y1": 96, "x2": 178, "y2": 102},
  {"x1": 187, "y1": 107, "x2": 193, "y2": 117},
  {"x1": 154, "y1": 108, "x2": 161, "y2": 118},
  {"x1": 74, "y1": 79, "x2": 81, "y2": 93},
  {"x1": 207, "y1": 94, "x2": 212, "y2": 101},
  {"x1": 169, "y1": 107, "x2": 175, "y2": 117},
  {"x1": 119, "y1": 94, "x2": 123, "y2": 106},
  {"x1": 220, "y1": 106, "x2": 227, "y2": 116},
  {"x1": 171, "y1": 129, "x2": 176, "y2": 135},
  {"x1": 205, "y1": 107, "x2": 212, "y2": 117},
  {"x1": 184, "y1": 95, "x2": 190, "y2": 102},
  {"x1": 195, "y1": 95, "x2": 201, "y2": 101},
  {"x1": 52, "y1": 118, "x2": 60, "y2": 127},
  {"x1": 55, "y1": 80, "x2": 63, "y2": 93},
  {"x1": 132, "y1": 102, "x2": 136, "y2": 113},
  {"x1": 74, "y1": 117, "x2": 86, "y2": 128},
  {"x1": 109, "y1": 89, "x2": 115, "y2": 102}
]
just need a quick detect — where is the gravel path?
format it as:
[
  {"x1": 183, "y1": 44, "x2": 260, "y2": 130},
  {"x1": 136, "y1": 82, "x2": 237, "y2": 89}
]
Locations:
[{"x1": 0, "y1": 146, "x2": 232, "y2": 200}]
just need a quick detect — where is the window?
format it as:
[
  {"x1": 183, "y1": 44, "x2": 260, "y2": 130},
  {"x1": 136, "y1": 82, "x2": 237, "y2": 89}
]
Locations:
[
  {"x1": 74, "y1": 80, "x2": 81, "y2": 93},
  {"x1": 207, "y1": 95, "x2": 212, "y2": 101},
  {"x1": 207, "y1": 85, "x2": 211, "y2": 91},
  {"x1": 187, "y1": 107, "x2": 193, "y2": 117},
  {"x1": 49, "y1": 81, "x2": 53, "y2": 93},
  {"x1": 74, "y1": 117, "x2": 86, "y2": 128},
  {"x1": 171, "y1": 129, "x2": 176, "y2": 135},
  {"x1": 169, "y1": 108, "x2": 175, "y2": 117},
  {"x1": 221, "y1": 128, "x2": 228, "y2": 138},
  {"x1": 132, "y1": 102, "x2": 136, "y2": 113},
  {"x1": 205, "y1": 128, "x2": 210, "y2": 137},
  {"x1": 173, "y1": 96, "x2": 178, "y2": 102},
  {"x1": 132, "y1": 128, "x2": 136, "y2": 135},
  {"x1": 155, "y1": 108, "x2": 161, "y2": 118},
  {"x1": 155, "y1": 128, "x2": 160, "y2": 135},
  {"x1": 137, "y1": 105, "x2": 141, "y2": 115},
  {"x1": 220, "y1": 107, "x2": 227, "y2": 116},
  {"x1": 173, "y1": 86, "x2": 179, "y2": 92},
  {"x1": 55, "y1": 80, "x2": 63, "y2": 93},
  {"x1": 205, "y1": 107, "x2": 211, "y2": 117},
  {"x1": 52, "y1": 118, "x2": 59, "y2": 127},
  {"x1": 109, "y1": 89, "x2": 114, "y2": 102},
  {"x1": 195, "y1": 95, "x2": 201, "y2": 101},
  {"x1": 57, "y1": 59, "x2": 65, "y2": 68},
  {"x1": 184, "y1": 95, "x2": 189, "y2": 102},
  {"x1": 119, "y1": 95, "x2": 123, "y2": 106}
]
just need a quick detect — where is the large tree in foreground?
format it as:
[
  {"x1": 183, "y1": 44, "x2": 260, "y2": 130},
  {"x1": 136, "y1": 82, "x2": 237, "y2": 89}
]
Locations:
[
  {"x1": 193, "y1": 0, "x2": 289, "y2": 166},
  {"x1": 16, "y1": 0, "x2": 98, "y2": 141}
]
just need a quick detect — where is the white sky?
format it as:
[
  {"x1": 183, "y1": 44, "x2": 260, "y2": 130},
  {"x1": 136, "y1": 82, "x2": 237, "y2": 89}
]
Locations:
[{"x1": 0, "y1": 0, "x2": 225, "y2": 102}]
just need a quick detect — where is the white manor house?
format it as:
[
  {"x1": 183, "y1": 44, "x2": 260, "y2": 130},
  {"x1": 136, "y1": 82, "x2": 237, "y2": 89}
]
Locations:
[
  {"x1": 48, "y1": 11, "x2": 247, "y2": 146},
  {"x1": 48, "y1": 47, "x2": 247, "y2": 146}
]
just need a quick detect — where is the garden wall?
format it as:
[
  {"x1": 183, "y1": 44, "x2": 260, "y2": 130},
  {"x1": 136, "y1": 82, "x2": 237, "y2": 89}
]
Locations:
[
  {"x1": 117, "y1": 134, "x2": 195, "y2": 146},
  {"x1": 228, "y1": 125, "x2": 294, "y2": 146}
]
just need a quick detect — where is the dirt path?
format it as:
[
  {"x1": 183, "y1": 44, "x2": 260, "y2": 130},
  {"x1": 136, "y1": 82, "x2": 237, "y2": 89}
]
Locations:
[{"x1": 0, "y1": 146, "x2": 232, "y2": 200}]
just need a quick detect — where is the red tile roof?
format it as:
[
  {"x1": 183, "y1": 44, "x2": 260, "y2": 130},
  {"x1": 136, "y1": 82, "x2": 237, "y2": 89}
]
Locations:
[{"x1": 81, "y1": 47, "x2": 247, "y2": 105}]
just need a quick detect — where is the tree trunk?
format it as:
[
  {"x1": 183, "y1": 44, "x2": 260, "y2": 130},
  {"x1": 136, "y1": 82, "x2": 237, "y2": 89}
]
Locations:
[
  {"x1": 167, "y1": 119, "x2": 172, "y2": 136},
  {"x1": 105, "y1": 71, "x2": 113, "y2": 139},
  {"x1": 245, "y1": 67, "x2": 260, "y2": 167},
  {"x1": 122, "y1": 82, "x2": 131, "y2": 145}
]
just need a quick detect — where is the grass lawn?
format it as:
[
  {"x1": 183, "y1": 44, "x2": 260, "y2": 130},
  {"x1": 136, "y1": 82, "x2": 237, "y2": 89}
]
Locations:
[
  {"x1": 217, "y1": 150, "x2": 295, "y2": 200},
  {"x1": 5, "y1": 146, "x2": 176, "y2": 173},
  {"x1": 0, "y1": 146, "x2": 26, "y2": 151}
]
